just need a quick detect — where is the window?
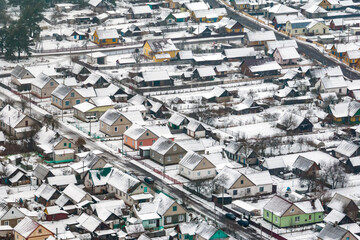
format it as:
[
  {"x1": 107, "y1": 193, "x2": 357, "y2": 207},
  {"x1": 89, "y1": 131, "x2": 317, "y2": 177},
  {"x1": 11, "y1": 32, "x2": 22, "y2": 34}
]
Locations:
[
  {"x1": 152, "y1": 140, "x2": 155, "y2": 144},
  {"x1": 295, "y1": 29, "x2": 297, "y2": 33},
  {"x1": 173, "y1": 145, "x2": 177, "y2": 151},
  {"x1": 197, "y1": 172, "x2": 200, "y2": 176},
  {"x1": 115, "y1": 127, "x2": 118, "y2": 132},
  {"x1": 319, "y1": 215, "x2": 322, "y2": 219},
  {"x1": 146, "y1": 132, "x2": 149, "y2": 136},
  {"x1": 166, "y1": 216, "x2": 172, "y2": 223},
  {"x1": 275, "y1": 217, "x2": 278, "y2": 223},
  {"x1": 266, "y1": 211, "x2": 269, "y2": 217},
  {"x1": 346, "y1": 237, "x2": 350, "y2": 240},
  {"x1": 65, "y1": 101, "x2": 70, "y2": 106},
  {"x1": 101, "y1": 123, "x2": 104, "y2": 128},
  {"x1": 76, "y1": 99, "x2": 80, "y2": 104},
  {"x1": 56, "y1": 98, "x2": 58, "y2": 103},
  {"x1": 64, "y1": 142, "x2": 67, "y2": 147},
  {"x1": 240, "y1": 180, "x2": 244, "y2": 184},
  {"x1": 290, "y1": 209, "x2": 295, "y2": 213},
  {"x1": 178, "y1": 214, "x2": 185, "y2": 222},
  {"x1": 188, "y1": 171, "x2": 190, "y2": 175},
  {"x1": 25, "y1": 121, "x2": 28, "y2": 126},
  {"x1": 144, "y1": 187, "x2": 147, "y2": 193},
  {"x1": 167, "y1": 156, "x2": 171, "y2": 161},
  {"x1": 295, "y1": 216, "x2": 300, "y2": 222},
  {"x1": 181, "y1": 167, "x2": 183, "y2": 171},
  {"x1": 259, "y1": 187, "x2": 264, "y2": 192},
  {"x1": 309, "y1": 215, "x2": 312, "y2": 220},
  {"x1": 152, "y1": 152, "x2": 154, "y2": 157},
  {"x1": 38, "y1": 229, "x2": 42, "y2": 233},
  {"x1": 140, "y1": 141, "x2": 143, "y2": 146},
  {"x1": 202, "y1": 162, "x2": 205, "y2": 166},
  {"x1": 126, "y1": 126, "x2": 129, "y2": 130},
  {"x1": 246, "y1": 188, "x2": 251, "y2": 193},
  {"x1": 173, "y1": 206, "x2": 177, "y2": 212},
  {"x1": 112, "y1": 38, "x2": 116, "y2": 42},
  {"x1": 69, "y1": 143, "x2": 71, "y2": 148},
  {"x1": 120, "y1": 118, "x2": 123, "y2": 122},
  {"x1": 71, "y1": 92, "x2": 75, "y2": 97},
  {"x1": 208, "y1": 170, "x2": 211, "y2": 175},
  {"x1": 233, "y1": 190, "x2": 238, "y2": 195},
  {"x1": 102, "y1": 39, "x2": 106, "y2": 43},
  {"x1": 149, "y1": 219, "x2": 156, "y2": 224},
  {"x1": 4, "y1": 221, "x2": 8, "y2": 225},
  {"x1": 50, "y1": 81, "x2": 54, "y2": 86},
  {"x1": 179, "y1": 155, "x2": 183, "y2": 160},
  {"x1": 107, "y1": 126, "x2": 110, "y2": 131}
]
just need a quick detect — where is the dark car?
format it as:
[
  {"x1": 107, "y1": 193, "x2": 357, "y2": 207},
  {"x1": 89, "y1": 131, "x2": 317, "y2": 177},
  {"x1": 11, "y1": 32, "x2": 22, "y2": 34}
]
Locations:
[
  {"x1": 237, "y1": 219, "x2": 249, "y2": 227},
  {"x1": 144, "y1": 177, "x2": 154, "y2": 184},
  {"x1": 225, "y1": 212, "x2": 236, "y2": 221}
]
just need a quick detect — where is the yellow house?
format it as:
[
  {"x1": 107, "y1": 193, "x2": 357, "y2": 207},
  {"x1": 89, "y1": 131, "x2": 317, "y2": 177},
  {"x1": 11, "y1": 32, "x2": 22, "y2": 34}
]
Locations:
[
  {"x1": 92, "y1": 29, "x2": 119, "y2": 45},
  {"x1": 344, "y1": 50, "x2": 360, "y2": 66},
  {"x1": 318, "y1": 0, "x2": 340, "y2": 9},
  {"x1": 225, "y1": 19, "x2": 244, "y2": 33},
  {"x1": 143, "y1": 39, "x2": 179, "y2": 60},
  {"x1": 306, "y1": 21, "x2": 329, "y2": 35},
  {"x1": 14, "y1": 217, "x2": 54, "y2": 240},
  {"x1": 74, "y1": 96, "x2": 114, "y2": 122}
]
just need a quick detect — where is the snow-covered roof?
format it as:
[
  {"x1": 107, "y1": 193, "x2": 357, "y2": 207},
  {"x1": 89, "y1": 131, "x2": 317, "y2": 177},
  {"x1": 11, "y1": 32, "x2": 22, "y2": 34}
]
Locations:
[
  {"x1": 45, "y1": 206, "x2": 68, "y2": 215},
  {"x1": 130, "y1": 5, "x2": 152, "y2": 15},
  {"x1": 150, "y1": 137, "x2": 176, "y2": 155},
  {"x1": 331, "y1": 101, "x2": 360, "y2": 118},
  {"x1": 76, "y1": 213, "x2": 101, "y2": 233},
  {"x1": 193, "y1": 8, "x2": 226, "y2": 19},
  {"x1": 73, "y1": 102, "x2": 96, "y2": 112},
  {"x1": 107, "y1": 168, "x2": 140, "y2": 193},
  {"x1": 224, "y1": 47, "x2": 256, "y2": 59},
  {"x1": 48, "y1": 175, "x2": 77, "y2": 187},
  {"x1": 247, "y1": 171, "x2": 272, "y2": 185},
  {"x1": 321, "y1": 76, "x2": 347, "y2": 89},
  {"x1": 203, "y1": 86, "x2": 227, "y2": 99},
  {"x1": 177, "y1": 50, "x2": 194, "y2": 60},
  {"x1": 153, "y1": 192, "x2": 176, "y2": 216},
  {"x1": 263, "y1": 157, "x2": 286, "y2": 170},
  {"x1": 90, "y1": 199, "x2": 125, "y2": 221},
  {"x1": 185, "y1": 1, "x2": 209, "y2": 11},
  {"x1": 34, "y1": 183, "x2": 57, "y2": 201},
  {"x1": 0, "y1": 105, "x2": 27, "y2": 128},
  {"x1": 179, "y1": 151, "x2": 209, "y2": 170},
  {"x1": 224, "y1": 141, "x2": 241, "y2": 155},
  {"x1": 88, "y1": 0, "x2": 102, "y2": 7},
  {"x1": 178, "y1": 139, "x2": 205, "y2": 153},
  {"x1": 83, "y1": 73, "x2": 107, "y2": 86},
  {"x1": 146, "y1": 39, "x2": 178, "y2": 52},
  {"x1": 32, "y1": 73, "x2": 55, "y2": 89},
  {"x1": 14, "y1": 217, "x2": 46, "y2": 238},
  {"x1": 194, "y1": 67, "x2": 216, "y2": 77},
  {"x1": 305, "y1": 5, "x2": 327, "y2": 13},
  {"x1": 214, "y1": 166, "x2": 241, "y2": 189},
  {"x1": 277, "y1": 112, "x2": 307, "y2": 130},
  {"x1": 292, "y1": 155, "x2": 316, "y2": 171},
  {"x1": 11, "y1": 65, "x2": 33, "y2": 79},
  {"x1": 263, "y1": 195, "x2": 292, "y2": 216},
  {"x1": 186, "y1": 120, "x2": 204, "y2": 132},
  {"x1": 333, "y1": 43, "x2": 359, "y2": 53},
  {"x1": 275, "y1": 47, "x2": 300, "y2": 60},
  {"x1": 349, "y1": 156, "x2": 360, "y2": 167},
  {"x1": 317, "y1": 223, "x2": 351, "y2": 240},
  {"x1": 134, "y1": 202, "x2": 161, "y2": 220},
  {"x1": 142, "y1": 71, "x2": 170, "y2": 82},
  {"x1": 294, "y1": 199, "x2": 323, "y2": 214},
  {"x1": 287, "y1": 79, "x2": 310, "y2": 88},
  {"x1": 267, "y1": 4, "x2": 298, "y2": 14},
  {"x1": 75, "y1": 87, "x2": 96, "y2": 98},
  {"x1": 62, "y1": 184, "x2": 88, "y2": 203},
  {"x1": 323, "y1": 209, "x2": 346, "y2": 224},
  {"x1": 328, "y1": 193, "x2": 353, "y2": 213},
  {"x1": 335, "y1": 140, "x2": 359, "y2": 158},
  {"x1": 346, "y1": 49, "x2": 360, "y2": 59},
  {"x1": 128, "y1": 94, "x2": 146, "y2": 106},
  {"x1": 312, "y1": 66, "x2": 343, "y2": 79},
  {"x1": 195, "y1": 222, "x2": 226, "y2": 239},
  {"x1": 245, "y1": 59, "x2": 282, "y2": 73},
  {"x1": 178, "y1": 222, "x2": 198, "y2": 235},
  {"x1": 246, "y1": 30, "x2": 276, "y2": 42},
  {"x1": 95, "y1": 29, "x2": 118, "y2": 40},
  {"x1": 51, "y1": 85, "x2": 72, "y2": 99},
  {"x1": 33, "y1": 164, "x2": 52, "y2": 181}
]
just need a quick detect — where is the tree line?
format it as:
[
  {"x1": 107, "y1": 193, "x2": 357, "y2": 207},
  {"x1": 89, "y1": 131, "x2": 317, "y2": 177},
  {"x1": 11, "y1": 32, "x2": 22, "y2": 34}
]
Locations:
[{"x1": 0, "y1": 0, "x2": 45, "y2": 61}]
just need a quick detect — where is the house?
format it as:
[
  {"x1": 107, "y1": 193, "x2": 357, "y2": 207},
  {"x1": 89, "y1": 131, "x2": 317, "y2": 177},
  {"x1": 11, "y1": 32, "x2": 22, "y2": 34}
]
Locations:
[
  {"x1": 304, "y1": 5, "x2": 327, "y2": 18},
  {"x1": 0, "y1": 204, "x2": 32, "y2": 228},
  {"x1": 195, "y1": 222, "x2": 229, "y2": 240},
  {"x1": 143, "y1": 39, "x2": 179, "y2": 60},
  {"x1": 223, "y1": 19, "x2": 244, "y2": 33},
  {"x1": 319, "y1": 0, "x2": 341, "y2": 9},
  {"x1": 92, "y1": 29, "x2": 119, "y2": 46},
  {"x1": 82, "y1": 73, "x2": 109, "y2": 88},
  {"x1": 266, "y1": 40, "x2": 298, "y2": 56},
  {"x1": 107, "y1": 168, "x2": 154, "y2": 205},
  {"x1": 276, "y1": 112, "x2": 313, "y2": 134},
  {"x1": 0, "y1": 105, "x2": 37, "y2": 138},
  {"x1": 88, "y1": 0, "x2": 108, "y2": 12},
  {"x1": 274, "y1": 87, "x2": 299, "y2": 101},
  {"x1": 71, "y1": 152, "x2": 107, "y2": 181},
  {"x1": 177, "y1": 51, "x2": 194, "y2": 61},
  {"x1": 65, "y1": 29, "x2": 86, "y2": 41},
  {"x1": 55, "y1": 184, "x2": 93, "y2": 213},
  {"x1": 175, "y1": 222, "x2": 198, "y2": 240},
  {"x1": 150, "y1": 137, "x2": 187, "y2": 165},
  {"x1": 232, "y1": 98, "x2": 263, "y2": 115},
  {"x1": 323, "y1": 209, "x2": 351, "y2": 225},
  {"x1": 128, "y1": 5, "x2": 152, "y2": 19},
  {"x1": 76, "y1": 213, "x2": 109, "y2": 234},
  {"x1": 32, "y1": 164, "x2": 54, "y2": 186},
  {"x1": 240, "y1": 58, "x2": 281, "y2": 77},
  {"x1": 73, "y1": 98, "x2": 114, "y2": 122},
  {"x1": 10, "y1": 65, "x2": 35, "y2": 91},
  {"x1": 172, "y1": 12, "x2": 190, "y2": 22},
  {"x1": 35, "y1": 127, "x2": 77, "y2": 163},
  {"x1": 346, "y1": 156, "x2": 360, "y2": 173},
  {"x1": 121, "y1": 24, "x2": 143, "y2": 37},
  {"x1": 318, "y1": 223, "x2": 358, "y2": 240},
  {"x1": 84, "y1": 167, "x2": 112, "y2": 194},
  {"x1": 124, "y1": 124, "x2": 173, "y2": 150},
  {"x1": 330, "y1": 101, "x2": 360, "y2": 124},
  {"x1": 168, "y1": 113, "x2": 189, "y2": 130},
  {"x1": 141, "y1": 71, "x2": 172, "y2": 87},
  {"x1": 292, "y1": 155, "x2": 320, "y2": 176},
  {"x1": 185, "y1": 1, "x2": 209, "y2": 13},
  {"x1": 34, "y1": 183, "x2": 60, "y2": 206},
  {"x1": 232, "y1": 0, "x2": 249, "y2": 10},
  {"x1": 148, "y1": 100, "x2": 168, "y2": 118},
  {"x1": 330, "y1": 19, "x2": 345, "y2": 30},
  {"x1": 133, "y1": 202, "x2": 162, "y2": 230},
  {"x1": 263, "y1": 195, "x2": 324, "y2": 227},
  {"x1": 47, "y1": 175, "x2": 77, "y2": 190},
  {"x1": 99, "y1": 109, "x2": 144, "y2": 137},
  {"x1": 90, "y1": 200, "x2": 126, "y2": 229},
  {"x1": 179, "y1": 151, "x2": 216, "y2": 180},
  {"x1": 14, "y1": 217, "x2": 54, "y2": 240},
  {"x1": 192, "y1": 8, "x2": 227, "y2": 23},
  {"x1": 264, "y1": 4, "x2": 298, "y2": 19},
  {"x1": 51, "y1": 85, "x2": 96, "y2": 110},
  {"x1": 214, "y1": 166, "x2": 273, "y2": 199},
  {"x1": 286, "y1": 79, "x2": 310, "y2": 92},
  {"x1": 326, "y1": 193, "x2": 359, "y2": 222},
  {"x1": 192, "y1": 67, "x2": 216, "y2": 81},
  {"x1": 223, "y1": 141, "x2": 258, "y2": 165},
  {"x1": 193, "y1": 53, "x2": 223, "y2": 65},
  {"x1": 71, "y1": 64, "x2": 91, "y2": 81},
  {"x1": 344, "y1": 50, "x2": 360, "y2": 67},
  {"x1": 331, "y1": 43, "x2": 359, "y2": 58},
  {"x1": 202, "y1": 86, "x2": 233, "y2": 103},
  {"x1": 44, "y1": 206, "x2": 68, "y2": 221},
  {"x1": 273, "y1": 47, "x2": 300, "y2": 65},
  {"x1": 186, "y1": 121, "x2": 207, "y2": 138},
  {"x1": 214, "y1": 65, "x2": 228, "y2": 77},
  {"x1": 223, "y1": 47, "x2": 256, "y2": 61},
  {"x1": 190, "y1": 25, "x2": 212, "y2": 37},
  {"x1": 245, "y1": 31, "x2": 276, "y2": 46},
  {"x1": 86, "y1": 52, "x2": 108, "y2": 65},
  {"x1": 0, "y1": 164, "x2": 29, "y2": 186},
  {"x1": 261, "y1": 157, "x2": 286, "y2": 176},
  {"x1": 153, "y1": 193, "x2": 187, "y2": 227},
  {"x1": 285, "y1": 20, "x2": 328, "y2": 36},
  {"x1": 272, "y1": 14, "x2": 301, "y2": 29},
  {"x1": 334, "y1": 140, "x2": 360, "y2": 160},
  {"x1": 31, "y1": 73, "x2": 59, "y2": 99}
]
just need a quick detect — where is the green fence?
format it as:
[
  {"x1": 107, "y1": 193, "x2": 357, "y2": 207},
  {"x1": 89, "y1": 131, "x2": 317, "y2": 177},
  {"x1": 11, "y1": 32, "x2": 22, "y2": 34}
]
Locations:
[{"x1": 44, "y1": 159, "x2": 75, "y2": 164}]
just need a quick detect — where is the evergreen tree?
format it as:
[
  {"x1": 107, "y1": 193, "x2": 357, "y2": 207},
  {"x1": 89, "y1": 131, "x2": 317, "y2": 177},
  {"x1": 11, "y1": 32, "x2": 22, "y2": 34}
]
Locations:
[
  {"x1": 19, "y1": 0, "x2": 45, "y2": 38},
  {"x1": 0, "y1": 27, "x2": 7, "y2": 54},
  {"x1": 5, "y1": 21, "x2": 31, "y2": 61}
]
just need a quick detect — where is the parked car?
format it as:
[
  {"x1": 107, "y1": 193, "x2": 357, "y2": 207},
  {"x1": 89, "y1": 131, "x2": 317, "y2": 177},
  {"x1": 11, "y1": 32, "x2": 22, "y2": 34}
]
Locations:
[
  {"x1": 144, "y1": 177, "x2": 154, "y2": 184},
  {"x1": 225, "y1": 212, "x2": 236, "y2": 221},
  {"x1": 237, "y1": 218, "x2": 249, "y2": 227}
]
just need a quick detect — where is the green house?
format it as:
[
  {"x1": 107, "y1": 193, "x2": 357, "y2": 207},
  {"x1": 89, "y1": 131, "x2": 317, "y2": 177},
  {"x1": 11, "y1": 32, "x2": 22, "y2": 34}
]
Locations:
[
  {"x1": 330, "y1": 101, "x2": 360, "y2": 124},
  {"x1": 195, "y1": 222, "x2": 229, "y2": 240},
  {"x1": 263, "y1": 195, "x2": 324, "y2": 228}
]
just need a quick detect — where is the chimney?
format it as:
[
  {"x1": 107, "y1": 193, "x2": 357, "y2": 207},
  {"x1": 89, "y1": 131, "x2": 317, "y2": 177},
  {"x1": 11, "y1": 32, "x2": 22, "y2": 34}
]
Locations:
[{"x1": 311, "y1": 199, "x2": 315, "y2": 209}]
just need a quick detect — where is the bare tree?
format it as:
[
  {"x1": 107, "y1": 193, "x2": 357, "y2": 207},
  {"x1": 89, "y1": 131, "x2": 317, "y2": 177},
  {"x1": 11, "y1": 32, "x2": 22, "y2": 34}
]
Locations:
[{"x1": 322, "y1": 162, "x2": 348, "y2": 189}]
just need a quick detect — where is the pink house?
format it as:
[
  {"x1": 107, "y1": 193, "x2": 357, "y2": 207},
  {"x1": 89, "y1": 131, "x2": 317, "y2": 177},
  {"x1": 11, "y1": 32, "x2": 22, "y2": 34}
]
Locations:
[{"x1": 273, "y1": 47, "x2": 300, "y2": 65}]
